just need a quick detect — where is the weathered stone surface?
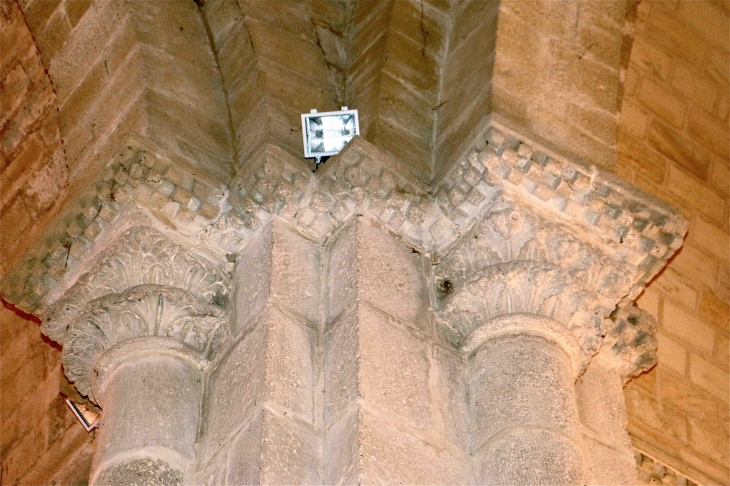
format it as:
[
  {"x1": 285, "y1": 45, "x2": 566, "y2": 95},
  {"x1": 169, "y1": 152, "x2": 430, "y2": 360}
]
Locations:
[
  {"x1": 1, "y1": 0, "x2": 723, "y2": 484},
  {"x1": 264, "y1": 307, "x2": 316, "y2": 423},
  {"x1": 575, "y1": 358, "x2": 633, "y2": 449},
  {"x1": 94, "y1": 353, "x2": 202, "y2": 462},
  {"x1": 223, "y1": 410, "x2": 263, "y2": 486},
  {"x1": 258, "y1": 408, "x2": 321, "y2": 485},
  {"x1": 324, "y1": 306, "x2": 359, "y2": 427},
  {"x1": 270, "y1": 223, "x2": 321, "y2": 324},
  {"x1": 359, "y1": 304, "x2": 432, "y2": 429},
  {"x1": 95, "y1": 457, "x2": 184, "y2": 486},
  {"x1": 202, "y1": 318, "x2": 266, "y2": 464},
  {"x1": 470, "y1": 334, "x2": 579, "y2": 452},
  {"x1": 581, "y1": 434, "x2": 639, "y2": 485},
  {"x1": 479, "y1": 429, "x2": 585, "y2": 485},
  {"x1": 231, "y1": 224, "x2": 272, "y2": 337},
  {"x1": 326, "y1": 221, "x2": 357, "y2": 321},
  {"x1": 358, "y1": 408, "x2": 473, "y2": 485},
  {"x1": 601, "y1": 304, "x2": 659, "y2": 382},
  {"x1": 356, "y1": 218, "x2": 429, "y2": 333}
]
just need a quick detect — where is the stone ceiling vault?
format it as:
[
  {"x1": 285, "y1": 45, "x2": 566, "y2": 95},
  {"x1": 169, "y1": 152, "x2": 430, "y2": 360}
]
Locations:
[{"x1": 15, "y1": 0, "x2": 626, "y2": 198}]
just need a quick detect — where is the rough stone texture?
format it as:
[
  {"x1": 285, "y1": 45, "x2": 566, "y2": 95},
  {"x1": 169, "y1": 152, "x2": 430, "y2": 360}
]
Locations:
[
  {"x1": 469, "y1": 334, "x2": 579, "y2": 452},
  {"x1": 575, "y1": 357, "x2": 634, "y2": 450},
  {"x1": 357, "y1": 408, "x2": 473, "y2": 485},
  {"x1": 18, "y1": 0, "x2": 232, "y2": 188},
  {"x1": 0, "y1": 0, "x2": 68, "y2": 277},
  {"x1": 201, "y1": 315, "x2": 267, "y2": 466},
  {"x1": 323, "y1": 219, "x2": 473, "y2": 484},
  {"x1": 635, "y1": 451, "x2": 703, "y2": 486},
  {"x1": 1, "y1": 0, "x2": 725, "y2": 484},
  {"x1": 492, "y1": 0, "x2": 626, "y2": 171},
  {"x1": 617, "y1": 1, "x2": 729, "y2": 483},
  {"x1": 479, "y1": 428, "x2": 584, "y2": 485},
  {"x1": 92, "y1": 353, "x2": 202, "y2": 484},
  {"x1": 94, "y1": 457, "x2": 184, "y2": 486},
  {"x1": 579, "y1": 434, "x2": 638, "y2": 486},
  {"x1": 0, "y1": 303, "x2": 97, "y2": 485}
]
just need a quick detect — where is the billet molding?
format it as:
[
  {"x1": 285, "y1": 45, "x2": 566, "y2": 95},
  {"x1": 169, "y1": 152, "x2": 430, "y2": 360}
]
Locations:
[
  {"x1": 601, "y1": 304, "x2": 658, "y2": 383},
  {"x1": 2, "y1": 122, "x2": 686, "y2": 316},
  {"x1": 634, "y1": 449, "x2": 703, "y2": 486},
  {"x1": 1, "y1": 122, "x2": 687, "y2": 378}
]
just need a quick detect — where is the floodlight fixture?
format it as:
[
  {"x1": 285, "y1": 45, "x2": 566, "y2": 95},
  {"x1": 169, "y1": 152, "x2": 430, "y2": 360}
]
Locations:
[
  {"x1": 301, "y1": 107, "x2": 359, "y2": 171},
  {"x1": 66, "y1": 398, "x2": 99, "y2": 432}
]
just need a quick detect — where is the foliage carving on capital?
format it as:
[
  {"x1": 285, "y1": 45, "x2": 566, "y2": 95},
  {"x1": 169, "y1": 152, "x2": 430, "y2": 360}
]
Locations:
[
  {"x1": 435, "y1": 202, "x2": 635, "y2": 307},
  {"x1": 43, "y1": 226, "x2": 229, "y2": 344},
  {"x1": 439, "y1": 261, "x2": 607, "y2": 365},
  {"x1": 62, "y1": 285, "x2": 228, "y2": 402}
]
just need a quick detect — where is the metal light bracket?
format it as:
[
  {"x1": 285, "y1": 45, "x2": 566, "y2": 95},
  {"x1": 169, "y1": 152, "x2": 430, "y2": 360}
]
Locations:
[{"x1": 301, "y1": 107, "x2": 360, "y2": 171}]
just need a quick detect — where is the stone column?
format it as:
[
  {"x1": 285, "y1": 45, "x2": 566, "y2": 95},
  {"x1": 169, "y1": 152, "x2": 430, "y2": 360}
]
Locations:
[
  {"x1": 441, "y1": 264, "x2": 595, "y2": 485},
  {"x1": 435, "y1": 199, "x2": 663, "y2": 485},
  {"x1": 42, "y1": 228, "x2": 229, "y2": 485},
  {"x1": 467, "y1": 319, "x2": 585, "y2": 484},
  {"x1": 90, "y1": 338, "x2": 204, "y2": 485}
]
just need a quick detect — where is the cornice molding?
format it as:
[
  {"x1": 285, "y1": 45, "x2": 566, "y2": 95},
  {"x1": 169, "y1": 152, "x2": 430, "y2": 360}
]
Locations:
[{"x1": 0, "y1": 122, "x2": 687, "y2": 381}]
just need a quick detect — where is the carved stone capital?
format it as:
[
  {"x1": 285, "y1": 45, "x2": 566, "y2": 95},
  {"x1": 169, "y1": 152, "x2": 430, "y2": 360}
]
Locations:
[
  {"x1": 62, "y1": 285, "x2": 228, "y2": 402},
  {"x1": 3, "y1": 122, "x2": 686, "y2": 326},
  {"x1": 43, "y1": 226, "x2": 228, "y2": 344},
  {"x1": 1, "y1": 122, "x2": 686, "y2": 385},
  {"x1": 20, "y1": 225, "x2": 232, "y2": 401},
  {"x1": 439, "y1": 260, "x2": 606, "y2": 373}
]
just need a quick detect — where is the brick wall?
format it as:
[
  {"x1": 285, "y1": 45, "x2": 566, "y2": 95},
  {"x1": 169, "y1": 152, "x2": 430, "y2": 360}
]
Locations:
[{"x1": 617, "y1": 1, "x2": 729, "y2": 484}]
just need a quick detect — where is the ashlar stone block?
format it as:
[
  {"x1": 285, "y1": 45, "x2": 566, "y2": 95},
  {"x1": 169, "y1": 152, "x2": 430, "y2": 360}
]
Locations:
[
  {"x1": 231, "y1": 224, "x2": 272, "y2": 337},
  {"x1": 264, "y1": 307, "x2": 316, "y2": 423},
  {"x1": 202, "y1": 316, "x2": 267, "y2": 465},
  {"x1": 325, "y1": 303, "x2": 433, "y2": 431},
  {"x1": 356, "y1": 218, "x2": 429, "y2": 333},
  {"x1": 202, "y1": 306, "x2": 316, "y2": 464},
  {"x1": 232, "y1": 221, "x2": 322, "y2": 338},
  {"x1": 580, "y1": 433, "x2": 638, "y2": 485},
  {"x1": 270, "y1": 221, "x2": 322, "y2": 324},
  {"x1": 358, "y1": 408, "x2": 473, "y2": 485},
  {"x1": 575, "y1": 357, "x2": 633, "y2": 449},
  {"x1": 259, "y1": 408, "x2": 321, "y2": 485},
  {"x1": 358, "y1": 304, "x2": 432, "y2": 430}
]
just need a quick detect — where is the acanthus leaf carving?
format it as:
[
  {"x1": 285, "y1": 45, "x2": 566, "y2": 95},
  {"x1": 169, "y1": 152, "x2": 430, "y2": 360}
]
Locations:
[
  {"x1": 438, "y1": 260, "x2": 607, "y2": 368},
  {"x1": 43, "y1": 226, "x2": 229, "y2": 344},
  {"x1": 62, "y1": 284, "x2": 228, "y2": 403}
]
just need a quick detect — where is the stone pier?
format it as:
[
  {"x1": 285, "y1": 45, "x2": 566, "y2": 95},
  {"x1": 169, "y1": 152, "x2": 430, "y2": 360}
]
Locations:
[{"x1": 1, "y1": 124, "x2": 687, "y2": 484}]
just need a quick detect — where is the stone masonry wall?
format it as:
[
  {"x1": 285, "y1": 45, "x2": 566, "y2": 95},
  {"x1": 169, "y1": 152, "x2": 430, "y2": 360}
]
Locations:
[
  {"x1": 0, "y1": 0, "x2": 68, "y2": 277},
  {"x1": 617, "y1": 1, "x2": 729, "y2": 484},
  {"x1": 0, "y1": 0, "x2": 728, "y2": 484},
  {"x1": 0, "y1": 3, "x2": 95, "y2": 484}
]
